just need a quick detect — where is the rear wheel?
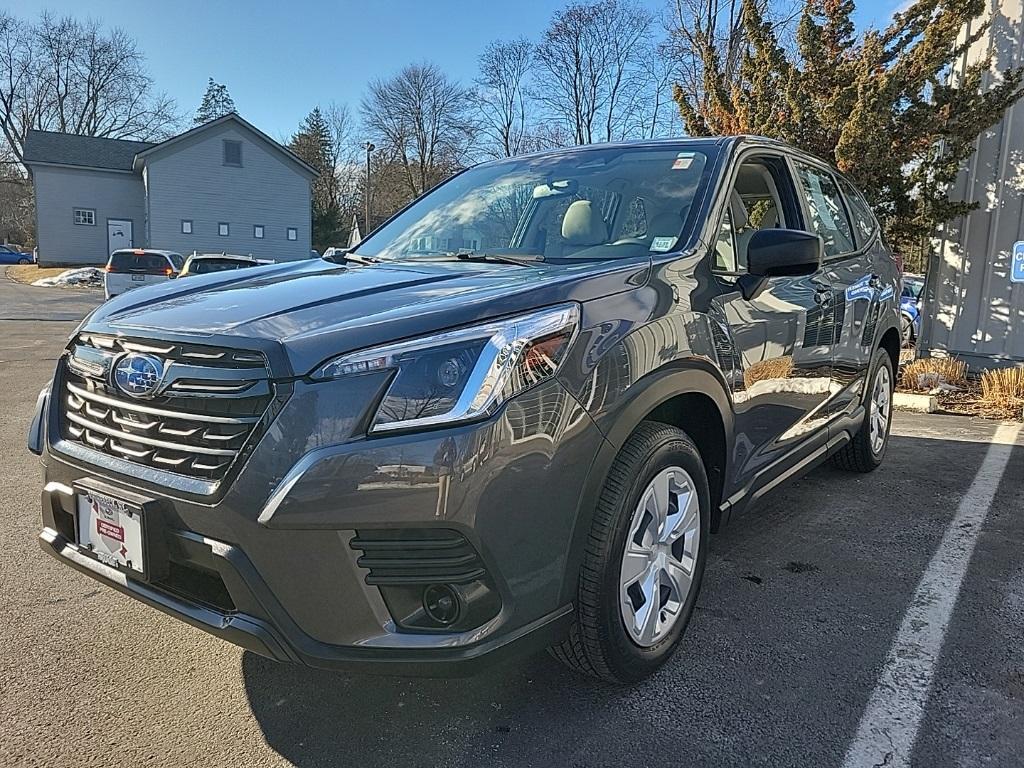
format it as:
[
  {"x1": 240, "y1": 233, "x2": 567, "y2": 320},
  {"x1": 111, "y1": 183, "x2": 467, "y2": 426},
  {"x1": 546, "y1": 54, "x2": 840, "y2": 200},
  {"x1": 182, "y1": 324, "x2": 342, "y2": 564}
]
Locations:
[
  {"x1": 550, "y1": 421, "x2": 709, "y2": 683},
  {"x1": 831, "y1": 347, "x2": 894, "y2": 472}
]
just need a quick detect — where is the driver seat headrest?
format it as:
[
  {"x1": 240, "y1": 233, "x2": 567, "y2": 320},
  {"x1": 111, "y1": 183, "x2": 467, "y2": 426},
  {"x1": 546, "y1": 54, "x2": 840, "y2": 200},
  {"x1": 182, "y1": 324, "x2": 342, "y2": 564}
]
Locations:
[
  {"x1": 561, "y1": 200, "x2": 607, "y2": 246},
  {"x1": 730, "y1": 190, "x2": 750, "y2": 230}
]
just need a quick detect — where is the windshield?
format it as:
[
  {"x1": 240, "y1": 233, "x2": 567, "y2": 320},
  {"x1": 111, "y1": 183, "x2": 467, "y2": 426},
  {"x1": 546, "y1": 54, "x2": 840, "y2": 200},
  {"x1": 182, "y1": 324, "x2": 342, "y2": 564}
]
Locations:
[
  {"x1": 354, "y1": 144, "x2": 717, "y2": 263},
  {"x1": 110, "y1": 251, "x2": 174, "y2": 274}
]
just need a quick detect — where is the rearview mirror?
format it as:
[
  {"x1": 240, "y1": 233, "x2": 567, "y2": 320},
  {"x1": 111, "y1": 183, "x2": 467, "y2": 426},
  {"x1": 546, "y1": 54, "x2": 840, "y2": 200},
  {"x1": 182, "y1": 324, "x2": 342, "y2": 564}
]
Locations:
[
  {"x1": 747, "y1": 229, "x2": 822, "y2": 278},
  {"x1": 532, "y1": 179, "x2": 578, "y2": 199}
]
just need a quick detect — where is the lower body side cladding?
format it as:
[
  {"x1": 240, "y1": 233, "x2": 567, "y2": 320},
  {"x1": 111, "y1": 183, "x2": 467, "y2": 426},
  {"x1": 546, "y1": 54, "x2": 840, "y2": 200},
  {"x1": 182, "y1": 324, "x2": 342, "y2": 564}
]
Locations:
[{"x1": 38, "y1": 375, "x2": 607, "y2": 674}]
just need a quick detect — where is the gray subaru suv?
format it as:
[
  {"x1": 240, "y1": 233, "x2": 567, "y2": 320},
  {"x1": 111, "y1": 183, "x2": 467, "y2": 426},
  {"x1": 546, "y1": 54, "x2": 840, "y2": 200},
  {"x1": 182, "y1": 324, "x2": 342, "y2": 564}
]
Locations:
[{"x1": 30, "y1": 137, "x2": 899, "y2": 683}]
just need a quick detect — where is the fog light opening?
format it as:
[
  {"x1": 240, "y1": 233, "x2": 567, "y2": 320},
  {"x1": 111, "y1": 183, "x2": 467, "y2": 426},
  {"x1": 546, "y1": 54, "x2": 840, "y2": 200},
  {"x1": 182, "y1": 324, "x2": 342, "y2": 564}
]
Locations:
[{"x1": 422, "y1": 584, "x2": 461, "y2": 626}]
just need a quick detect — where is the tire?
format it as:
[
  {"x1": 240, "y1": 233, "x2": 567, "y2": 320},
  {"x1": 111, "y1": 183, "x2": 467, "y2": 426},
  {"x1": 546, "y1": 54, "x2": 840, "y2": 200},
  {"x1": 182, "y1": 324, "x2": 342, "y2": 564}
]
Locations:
[
  {"x1": 550, "y1": 421, "x2": 710, "y2": 683},
  {"x1": 17, "y1": 257, "x2": 30, "y2": 265},
  {"x1": 831, "y1": 347, "x2": 894, "y2": 473}
]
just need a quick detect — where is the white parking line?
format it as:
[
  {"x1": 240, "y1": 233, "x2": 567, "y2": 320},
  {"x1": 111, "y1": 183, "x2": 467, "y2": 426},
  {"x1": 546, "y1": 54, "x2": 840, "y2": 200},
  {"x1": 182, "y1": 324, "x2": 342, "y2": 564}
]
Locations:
[{"x1": 842, "y1": 422, "x2": 1021, "y2": 768}]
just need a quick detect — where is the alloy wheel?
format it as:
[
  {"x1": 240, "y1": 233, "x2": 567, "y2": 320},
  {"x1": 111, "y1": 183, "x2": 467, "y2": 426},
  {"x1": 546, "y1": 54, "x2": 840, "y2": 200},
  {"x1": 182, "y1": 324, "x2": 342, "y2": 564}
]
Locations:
[
  {"x1": 619, "y1": 466, "x2": 700, "y2": 648},
  {"x1": 869, "y1": 364, "x2": 892, "y2": 455}
]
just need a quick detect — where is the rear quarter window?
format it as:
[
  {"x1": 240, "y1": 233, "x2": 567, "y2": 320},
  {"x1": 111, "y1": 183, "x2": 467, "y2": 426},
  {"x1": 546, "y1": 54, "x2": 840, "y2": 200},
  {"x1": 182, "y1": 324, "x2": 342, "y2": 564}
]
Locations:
[{"x1": 837, "y1": 177, "x2": 878, "y2": 247}]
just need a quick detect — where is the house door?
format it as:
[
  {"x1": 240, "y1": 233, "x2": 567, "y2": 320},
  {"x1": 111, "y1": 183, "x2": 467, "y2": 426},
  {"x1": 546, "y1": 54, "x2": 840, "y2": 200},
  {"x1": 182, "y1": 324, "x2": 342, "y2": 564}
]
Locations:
[{"x1": 107, "y1": 219, "x2": 133, "y2": 254}]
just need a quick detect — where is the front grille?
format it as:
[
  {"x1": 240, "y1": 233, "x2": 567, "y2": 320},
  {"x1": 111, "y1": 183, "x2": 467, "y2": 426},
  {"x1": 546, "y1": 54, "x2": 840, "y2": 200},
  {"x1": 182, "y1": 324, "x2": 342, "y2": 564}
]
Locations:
[
  {"x1": 58, "y1": 333, "x2": 273, "y2": 482},
  {"x1": 350, "y1": 529, "x2": 487, "y2": 586}
]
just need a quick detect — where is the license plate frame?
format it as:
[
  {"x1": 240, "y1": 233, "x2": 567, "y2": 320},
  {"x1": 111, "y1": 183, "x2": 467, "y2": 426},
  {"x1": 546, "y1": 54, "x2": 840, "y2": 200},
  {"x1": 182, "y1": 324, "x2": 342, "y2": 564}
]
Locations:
[
  {"x1": 72, "y1": 481, "x2": 167, "y2": 582},
  {"x1": 131, "y1": 274, "x2": 146, "y2": 282}
]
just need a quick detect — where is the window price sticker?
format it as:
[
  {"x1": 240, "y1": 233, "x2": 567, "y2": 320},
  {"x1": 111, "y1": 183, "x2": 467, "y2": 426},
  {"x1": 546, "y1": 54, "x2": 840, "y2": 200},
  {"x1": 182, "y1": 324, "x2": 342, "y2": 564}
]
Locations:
[{"x1": 672, "y1": 152, "x2": 695, "y2": 170}]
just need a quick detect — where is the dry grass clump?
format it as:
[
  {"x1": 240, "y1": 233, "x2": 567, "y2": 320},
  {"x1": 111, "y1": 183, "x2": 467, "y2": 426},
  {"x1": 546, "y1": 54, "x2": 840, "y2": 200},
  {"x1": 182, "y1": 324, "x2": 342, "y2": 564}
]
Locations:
[
  {"x1": 744, "y1": 356, "x2": 794, "y2": 388},
  {"x1": 6, "y1": 264, "x2": 67, "y2": 284},
  {"x1": 979, "y1": 367, "x2": 1024, "y2": 416},
  {"x1": 899, "y1": 357, "x2": 968, "y2": 391}
]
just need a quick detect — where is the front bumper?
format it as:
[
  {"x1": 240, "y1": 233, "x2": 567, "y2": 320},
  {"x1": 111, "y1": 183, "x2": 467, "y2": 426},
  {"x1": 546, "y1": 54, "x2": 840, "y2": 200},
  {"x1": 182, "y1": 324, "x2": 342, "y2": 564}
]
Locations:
[{"x1": 38, "y1": 375, "x2": 604, "y2": 674}]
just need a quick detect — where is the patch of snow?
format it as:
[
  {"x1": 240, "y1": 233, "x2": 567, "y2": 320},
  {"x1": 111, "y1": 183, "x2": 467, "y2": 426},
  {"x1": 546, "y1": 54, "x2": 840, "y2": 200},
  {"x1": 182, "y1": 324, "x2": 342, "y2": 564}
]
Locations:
[{"x1": 32, "y1": 268, "x2": 103, "y2": 288}]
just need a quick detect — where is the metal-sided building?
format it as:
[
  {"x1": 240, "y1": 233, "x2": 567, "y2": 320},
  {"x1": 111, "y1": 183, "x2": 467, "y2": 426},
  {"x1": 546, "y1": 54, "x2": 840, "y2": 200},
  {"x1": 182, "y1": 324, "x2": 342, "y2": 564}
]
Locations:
[
  {"x1": 921, "y1": 0, "x2": 1024, "y2": 368},
  {"x1": 23, "y1": 113, "x2": 316, "y2": 267}
]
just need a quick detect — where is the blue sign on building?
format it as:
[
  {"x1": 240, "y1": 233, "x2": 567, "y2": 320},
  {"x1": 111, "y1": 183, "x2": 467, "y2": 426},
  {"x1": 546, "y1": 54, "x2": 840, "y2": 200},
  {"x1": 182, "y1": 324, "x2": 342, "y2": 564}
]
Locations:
[{"x1": 1013, "y1": 241, "x2": 1024, "y2": 283}]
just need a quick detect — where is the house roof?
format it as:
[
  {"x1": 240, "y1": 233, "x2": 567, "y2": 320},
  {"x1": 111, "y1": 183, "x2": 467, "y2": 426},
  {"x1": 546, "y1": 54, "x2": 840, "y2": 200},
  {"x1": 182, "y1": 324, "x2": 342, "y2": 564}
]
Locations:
[
  {"x1": 22, "y1": 114, "x2": 317, "y2": 178},
  {"x1": 133, "y1": 113, "x2": 318, "y2": 177},
  {"x1": 22, "y1": 131, "x2": 154, "y2": 172}
]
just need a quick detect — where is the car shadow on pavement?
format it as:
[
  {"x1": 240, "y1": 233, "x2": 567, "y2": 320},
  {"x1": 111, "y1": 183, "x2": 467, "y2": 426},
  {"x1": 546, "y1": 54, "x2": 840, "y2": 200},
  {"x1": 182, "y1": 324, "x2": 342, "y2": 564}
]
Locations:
[
  {"x1": 241, "y1": 648, "x2": 629, "y2": 768},
  {"x1": 241, "y1": 429, "x2": 1018, "y2": 768}
]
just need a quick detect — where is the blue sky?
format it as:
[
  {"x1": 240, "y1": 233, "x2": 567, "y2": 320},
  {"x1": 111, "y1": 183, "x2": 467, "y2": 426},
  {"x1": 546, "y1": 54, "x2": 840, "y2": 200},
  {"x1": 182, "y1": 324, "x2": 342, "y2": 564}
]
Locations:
[{"x1": 14, "y1": 0, "x2": 904, "y2": 139}]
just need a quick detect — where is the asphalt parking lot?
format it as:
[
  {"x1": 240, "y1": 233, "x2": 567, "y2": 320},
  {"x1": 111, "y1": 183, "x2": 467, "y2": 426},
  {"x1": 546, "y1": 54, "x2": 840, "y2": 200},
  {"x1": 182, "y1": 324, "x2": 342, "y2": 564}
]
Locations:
[{"x1": 1, "y1": 268, "x2": 1022, "y2": 768}]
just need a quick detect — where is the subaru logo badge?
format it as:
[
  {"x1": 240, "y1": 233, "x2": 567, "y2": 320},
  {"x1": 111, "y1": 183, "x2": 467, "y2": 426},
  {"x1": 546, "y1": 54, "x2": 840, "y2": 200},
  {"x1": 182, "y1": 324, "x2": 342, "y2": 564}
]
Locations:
[{"x1": 113, "y1": 353, "x2": 165, "y2": 398}]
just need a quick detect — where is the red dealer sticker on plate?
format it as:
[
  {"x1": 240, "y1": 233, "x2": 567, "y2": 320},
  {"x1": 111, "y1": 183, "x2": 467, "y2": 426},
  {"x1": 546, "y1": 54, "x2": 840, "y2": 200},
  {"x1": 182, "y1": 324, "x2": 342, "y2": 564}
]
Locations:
[{"x1": 96, "y1": 518, "x2": 125, "y2": 542}]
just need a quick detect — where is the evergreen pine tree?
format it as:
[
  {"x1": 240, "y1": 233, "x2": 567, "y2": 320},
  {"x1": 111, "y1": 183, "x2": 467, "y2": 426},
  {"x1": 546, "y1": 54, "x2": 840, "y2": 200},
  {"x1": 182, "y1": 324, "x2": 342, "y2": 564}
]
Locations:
[
  {"x1": 673, "y1": 0, "x2": 1024, "y2": 270},
  {"x1": 290, "y1": 107, "x2": 341, "y2": 250},
  {"x1": 193, "y1": 78, "x2": 237, "y2": 125}
]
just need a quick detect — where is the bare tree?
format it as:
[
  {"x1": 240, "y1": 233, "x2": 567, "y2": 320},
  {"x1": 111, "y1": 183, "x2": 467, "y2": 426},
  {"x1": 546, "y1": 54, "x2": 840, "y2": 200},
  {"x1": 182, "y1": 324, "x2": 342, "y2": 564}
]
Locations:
[
  {"x1": 361, "y1": 62, "x2": 475, "y2": 198},
  {"x1": 323, "y1": 101, "x2": 365, "y2": 240},
  {"x1": 534, "y1": 0, "x2": 655, "y2": 145},
  {"x1": 473, "y1": 38, "x2": 535, "y2": 159},
  {"x1": 0, "y1": 11, "x2": 179, "y2": 165}
]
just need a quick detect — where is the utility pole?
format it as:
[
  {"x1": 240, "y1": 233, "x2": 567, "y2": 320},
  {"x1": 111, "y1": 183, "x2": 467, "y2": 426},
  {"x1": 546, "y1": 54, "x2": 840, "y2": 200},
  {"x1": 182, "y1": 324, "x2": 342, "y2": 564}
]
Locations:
[{"x1": 363, "y1": 142, "x2": 375, "y2": 241}]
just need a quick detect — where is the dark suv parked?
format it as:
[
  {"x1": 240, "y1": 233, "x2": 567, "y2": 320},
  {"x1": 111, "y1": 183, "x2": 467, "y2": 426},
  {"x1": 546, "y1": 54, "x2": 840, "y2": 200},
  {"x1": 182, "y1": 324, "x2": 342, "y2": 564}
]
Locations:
[{"x1": 30, "y1": 137, "x2": 899, "y2": 683}]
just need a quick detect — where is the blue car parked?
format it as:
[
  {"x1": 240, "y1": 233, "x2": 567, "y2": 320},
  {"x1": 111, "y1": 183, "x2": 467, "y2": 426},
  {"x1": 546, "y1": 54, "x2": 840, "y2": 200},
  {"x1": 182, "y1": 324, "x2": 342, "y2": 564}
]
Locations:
[
  {"x1": 0, "y1": 245, "x2": 33, "y2": 265},
  {"x1": 900, "y1": 274, "x2": 924, "y2": 346}
]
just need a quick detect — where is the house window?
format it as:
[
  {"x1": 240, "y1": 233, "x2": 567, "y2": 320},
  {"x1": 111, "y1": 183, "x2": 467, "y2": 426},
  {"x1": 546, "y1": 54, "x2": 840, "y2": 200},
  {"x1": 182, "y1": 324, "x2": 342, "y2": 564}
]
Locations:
[
  {"x1": 253, "y1": 225, "x2": 264, "y2": 239},
  {"x1": 181, "y1": 220, "x2": 193, "y2": 234},
  {"x1": 223, "y1": 140, "x2": 242, "y2": 167},
  {"x1": 73, "y1": 209, "x2": 95, "y2": 226},
  {"x1": 218, "y1": 222, "x2": 230, "y2": 237},
  {"x1": 286, "y1": 227, "x2": 297, "y2": 241}
]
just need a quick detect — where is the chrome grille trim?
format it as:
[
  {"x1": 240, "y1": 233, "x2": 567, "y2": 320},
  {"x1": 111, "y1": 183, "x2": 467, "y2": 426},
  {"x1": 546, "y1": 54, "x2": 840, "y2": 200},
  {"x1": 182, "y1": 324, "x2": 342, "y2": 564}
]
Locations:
[
  {"x1": 66, "y1": 382, "x2": 260, "y2": 425},
  {"x1": 58, "y1": 334, "x2": 275, "y2": 484},
  {"x1": 65, "y1": 412, "x2": 237, "y2": 456}
]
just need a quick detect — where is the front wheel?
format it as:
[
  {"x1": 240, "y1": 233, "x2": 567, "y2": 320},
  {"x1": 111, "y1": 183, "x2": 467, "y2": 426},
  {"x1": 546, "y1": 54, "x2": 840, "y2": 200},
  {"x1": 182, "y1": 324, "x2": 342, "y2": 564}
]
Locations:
[
  {"x1": 831, "y1": 347, "x2": 894, "y2": 472},
  {"x1": 550, "y1": 421, "x2": 709, "y2": 683},
  {"x1": 17, "y1": 257, "x2": 31, "y2": 265}
]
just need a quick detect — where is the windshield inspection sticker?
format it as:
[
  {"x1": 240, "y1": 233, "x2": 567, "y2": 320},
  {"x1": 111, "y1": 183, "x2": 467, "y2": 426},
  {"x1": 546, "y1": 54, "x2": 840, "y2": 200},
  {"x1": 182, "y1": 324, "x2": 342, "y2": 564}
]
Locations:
[
  {"x1": 651, "y1": 236, "x2": 676, "y2": 252},
  {"x1": 1012, "y1": 241, "x2": 1024, "y2": 283},
  {"x1": 672, "y1": 152, "x2": 695, "y2": 170}
]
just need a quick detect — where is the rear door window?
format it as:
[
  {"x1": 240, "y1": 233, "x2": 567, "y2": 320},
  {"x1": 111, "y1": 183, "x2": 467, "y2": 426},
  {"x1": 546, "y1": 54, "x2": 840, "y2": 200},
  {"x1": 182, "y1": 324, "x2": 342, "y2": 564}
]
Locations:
[
  {"x1": 793, "y1": 162, "x2": 857, "y2": 259},
  {"x1": 192, "y1": 259, "x2": 253, "y2": 274}
]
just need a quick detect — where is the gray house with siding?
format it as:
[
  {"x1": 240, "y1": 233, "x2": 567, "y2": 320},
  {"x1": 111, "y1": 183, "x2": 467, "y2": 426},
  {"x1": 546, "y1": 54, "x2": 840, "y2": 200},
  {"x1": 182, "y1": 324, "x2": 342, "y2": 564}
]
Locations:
[{"x1": 23, "y1": 114, "x2": 316, "y2": 266}]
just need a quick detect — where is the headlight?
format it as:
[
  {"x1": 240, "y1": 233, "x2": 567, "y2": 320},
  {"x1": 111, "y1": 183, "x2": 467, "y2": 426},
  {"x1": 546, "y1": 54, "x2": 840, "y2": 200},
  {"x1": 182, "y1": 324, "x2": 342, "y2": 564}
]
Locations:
[{"x1": 311, "y1": 304, "x2": 580, "y2": 433}]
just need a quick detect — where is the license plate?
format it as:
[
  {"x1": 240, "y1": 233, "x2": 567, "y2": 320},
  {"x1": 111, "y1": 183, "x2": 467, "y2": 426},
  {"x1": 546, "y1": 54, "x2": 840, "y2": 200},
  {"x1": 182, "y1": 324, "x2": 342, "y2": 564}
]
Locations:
[
  {"x1": 131, "y1": 274, "x2": 145, "y2": 282},
  {"x1": 76, "y1": 491, "x2": 145, "y2": 574}
]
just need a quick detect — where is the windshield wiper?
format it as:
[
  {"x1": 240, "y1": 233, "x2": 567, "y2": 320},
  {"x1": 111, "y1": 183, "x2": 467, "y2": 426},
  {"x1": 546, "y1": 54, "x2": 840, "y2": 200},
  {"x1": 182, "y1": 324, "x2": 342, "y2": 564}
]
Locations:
[
  {"x1": 323, "y1": 250, "x2": 380, "y2": 266},
  {"x1": 450, "y1": 250, "x2": 544, "y2": 267}
]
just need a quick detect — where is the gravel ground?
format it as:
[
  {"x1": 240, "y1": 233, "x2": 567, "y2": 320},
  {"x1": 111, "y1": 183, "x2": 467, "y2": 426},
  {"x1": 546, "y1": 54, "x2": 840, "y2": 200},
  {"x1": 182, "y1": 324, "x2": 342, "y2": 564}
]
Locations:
[{"x1": 1, "y1": 268, "x2": 1021, "y2": 768}]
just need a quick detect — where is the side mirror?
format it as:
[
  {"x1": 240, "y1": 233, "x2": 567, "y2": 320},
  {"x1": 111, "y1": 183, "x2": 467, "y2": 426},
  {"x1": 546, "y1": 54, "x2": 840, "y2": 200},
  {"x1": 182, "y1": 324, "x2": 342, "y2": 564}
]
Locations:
[{"x1": 747, "y1": 229, "x2": 822, "y2": 278}]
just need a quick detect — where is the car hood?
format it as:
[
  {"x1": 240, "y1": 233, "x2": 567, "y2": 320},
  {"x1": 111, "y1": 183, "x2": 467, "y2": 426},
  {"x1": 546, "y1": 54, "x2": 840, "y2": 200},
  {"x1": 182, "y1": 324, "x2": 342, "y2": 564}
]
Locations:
[{"x1": 86, "y1": 258, "x2": 646, "y2": 375}]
